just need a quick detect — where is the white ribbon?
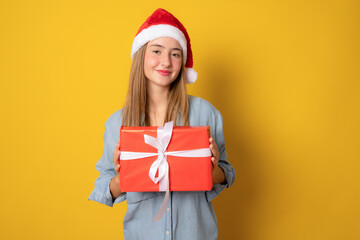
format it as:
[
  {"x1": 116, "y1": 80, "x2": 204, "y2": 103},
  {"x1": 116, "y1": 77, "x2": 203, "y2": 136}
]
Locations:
[{"x1": 119, "y1": 121, "x2": 211, "y2": 220}]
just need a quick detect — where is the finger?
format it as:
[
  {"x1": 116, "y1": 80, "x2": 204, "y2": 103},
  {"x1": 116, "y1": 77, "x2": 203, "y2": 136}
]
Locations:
[
  {"x1": 210, "y1": 144, "x2": 219, "y2": 158},
  {"x1": 115, "y1": 163, "x2": 120, "y2": 174},
  {"x1": 114, "y1": 160, "x2": 120, "y2": 174},
  {"x1": 209, "y1": 137, "x2": 218, "y2": 150},
  {"x1": 211, "y1": 157, "x2": 218, "y2": 167},
  {"x1": 115, "y1": 149, "x2": 120, "y2": 159},
  {"x1": 115, "y1": 140, "x2": 120, "y2": 149},
  {"x1": 210, "y1": 144, "x2": 215, "y2": 153},
  {"x1": 114, "y1": 145, "x2": 120, "y2": 156},
  {"x1": 113, "y1": 150, "x2": 121, "y2": 165},
  {"x1": 211, "y1": 137, "x2": 218, "y2": 149},
  {"x1": 113, "y1": 138, "x2": 121, "y2": 155}
]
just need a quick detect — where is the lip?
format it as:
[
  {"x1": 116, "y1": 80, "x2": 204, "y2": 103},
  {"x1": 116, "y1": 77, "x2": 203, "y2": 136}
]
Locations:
[{"x1": 156, "y1": 70, "x2": 171, "y2": 76}]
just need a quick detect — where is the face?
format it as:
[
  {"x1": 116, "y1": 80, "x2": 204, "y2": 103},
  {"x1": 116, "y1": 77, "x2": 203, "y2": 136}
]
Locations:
[{"x1": 144, "y1": 37, "x2": 183, "y2": 88}]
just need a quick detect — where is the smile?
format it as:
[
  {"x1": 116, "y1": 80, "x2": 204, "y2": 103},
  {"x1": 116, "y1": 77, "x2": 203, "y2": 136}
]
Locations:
[{"x1": 156, "y1": 70, "x2": 171, "y2": 76}]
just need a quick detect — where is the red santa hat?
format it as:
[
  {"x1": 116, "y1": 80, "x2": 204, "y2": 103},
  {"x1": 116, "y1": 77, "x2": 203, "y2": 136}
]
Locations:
[{"x1": 131, "y1": 8, "x2": 197, "y2": 84}]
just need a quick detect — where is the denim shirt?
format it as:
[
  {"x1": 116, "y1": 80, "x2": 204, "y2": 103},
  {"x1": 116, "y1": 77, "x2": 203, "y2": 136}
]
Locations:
[{"x1": 89, "y1": 95, "x2": 235, "y2": 240}]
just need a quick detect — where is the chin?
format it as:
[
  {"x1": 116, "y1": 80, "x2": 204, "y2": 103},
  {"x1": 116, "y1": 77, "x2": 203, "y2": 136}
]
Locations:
[
  {"x1": 150, "y1": 75, "x2": 177, "y2": 84},
  {"x1": 147, "y1": 79, "x2": 174, "y2": 88}
]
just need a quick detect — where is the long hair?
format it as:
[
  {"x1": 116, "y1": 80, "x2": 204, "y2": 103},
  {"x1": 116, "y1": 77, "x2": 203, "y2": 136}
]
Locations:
[{"x1": 122, "y1": 43, "x2": 189, "y2": 127}]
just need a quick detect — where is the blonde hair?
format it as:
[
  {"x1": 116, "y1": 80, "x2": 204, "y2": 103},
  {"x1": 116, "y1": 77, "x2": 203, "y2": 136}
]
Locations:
[{"x1": 122, "y1": 43, "x2": 189, "y2": 127}]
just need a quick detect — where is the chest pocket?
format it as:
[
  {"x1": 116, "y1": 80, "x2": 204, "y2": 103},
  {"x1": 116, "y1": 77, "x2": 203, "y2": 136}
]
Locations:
[{"x1": 126, "y1": 192, "x2": 164, "y2": 204}]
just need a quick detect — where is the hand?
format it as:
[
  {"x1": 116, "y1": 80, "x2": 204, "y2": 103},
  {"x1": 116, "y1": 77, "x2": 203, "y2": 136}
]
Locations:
[
  {"x1": 113, "y1": 139, "x2": 121, "y2": 175},
  {"x1": 110, "y1": 138, "x2": 122, "y2": 199},
  {"x1": 209, "y1": 137, "x2": 219, "y2": 169},
  {"x1": 209, "y1": 137, "x2": 226, "y2": 184}
]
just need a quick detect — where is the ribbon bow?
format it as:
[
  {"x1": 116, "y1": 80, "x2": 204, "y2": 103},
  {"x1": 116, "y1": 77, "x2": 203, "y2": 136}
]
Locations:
[{"x1": 145, "y1": 121, "x2": 173, "y2": 192}]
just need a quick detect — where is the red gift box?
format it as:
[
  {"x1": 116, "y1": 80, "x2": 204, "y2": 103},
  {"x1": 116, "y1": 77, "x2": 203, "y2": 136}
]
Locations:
[{"x1": 119, "y1": 122, "x2": 213, "y2": 192}]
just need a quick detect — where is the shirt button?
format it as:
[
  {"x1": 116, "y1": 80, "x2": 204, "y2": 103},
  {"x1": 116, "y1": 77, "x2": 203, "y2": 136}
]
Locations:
[{"x1": 166, "y1": 231, "x2": 169, "y2": 235}]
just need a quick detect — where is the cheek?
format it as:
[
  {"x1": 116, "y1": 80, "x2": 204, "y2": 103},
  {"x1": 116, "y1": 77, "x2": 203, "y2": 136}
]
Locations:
[
  {"x1": 144, "y1": 55, "x2": 158, "y2": 69},
  {"x1": 173, "y1": 59, "x2": 182, "y2": 72}
]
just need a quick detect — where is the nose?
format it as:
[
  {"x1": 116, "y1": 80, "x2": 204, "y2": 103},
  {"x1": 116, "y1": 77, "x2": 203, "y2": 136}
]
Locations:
[{"x1": 160, "y1": 53, "x2": 171, "y2": 67}]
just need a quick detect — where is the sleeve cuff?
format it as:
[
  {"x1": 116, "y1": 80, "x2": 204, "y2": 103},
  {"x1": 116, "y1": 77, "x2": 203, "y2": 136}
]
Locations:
[
  {"x1": 205, "y1": 182, "x2": 227, "y2": 202},
  {"x1": 205, "y1": 162, "x2": 235, "y2": 202},
  {"x1": 219, "y1": 162, "x2": 235, "y2": 189},
  {"x1": 88, "y1": 177, "x2": 126, "y2": 206}
]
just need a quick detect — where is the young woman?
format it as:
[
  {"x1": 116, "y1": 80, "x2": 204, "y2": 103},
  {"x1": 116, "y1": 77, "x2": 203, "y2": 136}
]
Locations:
[{"x1": 89, "y1": 8, "x2": 235, "y2": 240}]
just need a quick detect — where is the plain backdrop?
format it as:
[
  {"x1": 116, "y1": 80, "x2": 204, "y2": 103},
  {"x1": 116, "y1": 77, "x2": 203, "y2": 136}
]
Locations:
[{"x1": 1, "y1": 0, "x2": 359, "y2": 239}]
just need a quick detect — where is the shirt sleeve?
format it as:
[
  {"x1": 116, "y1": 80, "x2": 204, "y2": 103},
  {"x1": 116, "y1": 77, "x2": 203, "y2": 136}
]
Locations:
[
  {"x1": 88, "y1": 115, "x2": 126, "y2": 206},
  {"x1": 206, "y1": 109, "x2": 235, "y2": 202}
]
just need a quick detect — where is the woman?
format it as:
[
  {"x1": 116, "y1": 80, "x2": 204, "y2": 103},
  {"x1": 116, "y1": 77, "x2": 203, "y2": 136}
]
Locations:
[{"x1": 89, "y1": 8, "x2": 235, "y2": 240}]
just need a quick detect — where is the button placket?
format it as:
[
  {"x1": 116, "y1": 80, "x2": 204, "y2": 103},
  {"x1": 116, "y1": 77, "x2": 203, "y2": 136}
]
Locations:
[{"x1": 166, "y1": 192, "x2": 172, "y2": 238}]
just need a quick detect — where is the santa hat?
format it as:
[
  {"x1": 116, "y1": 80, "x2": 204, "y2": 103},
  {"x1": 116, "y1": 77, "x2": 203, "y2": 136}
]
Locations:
[{"x1": 131, "y1": 8, "x2": 197, "y2": 84}]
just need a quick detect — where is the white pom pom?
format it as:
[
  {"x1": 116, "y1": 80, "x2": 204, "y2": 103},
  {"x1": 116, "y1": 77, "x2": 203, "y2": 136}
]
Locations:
[{"x1": 185, "y1": 68, "x2": 198, "y2": 84}]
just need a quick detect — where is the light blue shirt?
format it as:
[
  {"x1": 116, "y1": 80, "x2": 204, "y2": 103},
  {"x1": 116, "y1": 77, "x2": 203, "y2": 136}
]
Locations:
[{"x1": 89, "y1": 95, "x2": 235, "y2": 240}]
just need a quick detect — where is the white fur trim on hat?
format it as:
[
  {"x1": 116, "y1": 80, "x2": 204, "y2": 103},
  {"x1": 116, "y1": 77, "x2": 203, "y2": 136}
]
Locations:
[
  {"x1": 185, "y1": 67, "x2": 197, "y2": 84},
  {"x1": 131, "y1": 24, "x2": 188, "y2": 65}
]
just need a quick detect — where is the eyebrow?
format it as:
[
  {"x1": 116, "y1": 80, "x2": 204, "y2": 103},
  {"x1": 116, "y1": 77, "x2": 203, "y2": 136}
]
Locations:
[{"x1": 149, "y1": 44, "x2": 182, "y2": 51}]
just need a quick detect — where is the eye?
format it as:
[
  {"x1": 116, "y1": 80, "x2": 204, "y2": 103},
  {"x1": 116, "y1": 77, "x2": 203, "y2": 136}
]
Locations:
[
  {"x1": 172, "y1": 53, "x2": 181, "y2": 58},
  {"x1": 152, "y1": 50, "x2": 161, "y2": 54}
]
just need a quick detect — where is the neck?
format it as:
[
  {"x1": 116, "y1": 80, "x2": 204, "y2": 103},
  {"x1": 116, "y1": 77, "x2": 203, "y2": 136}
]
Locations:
[
  {"x1": 147, "y1": 83, "x2": 169, "y2": 112},
  {"x1": 146, "y1": 83, "x2": 170, "y2": 126}
]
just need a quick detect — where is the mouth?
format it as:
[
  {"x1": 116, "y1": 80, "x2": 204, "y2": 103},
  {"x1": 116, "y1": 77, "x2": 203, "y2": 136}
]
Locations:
[{"x1": 156, "y1": 70, "x2": 171, "y2": 76}]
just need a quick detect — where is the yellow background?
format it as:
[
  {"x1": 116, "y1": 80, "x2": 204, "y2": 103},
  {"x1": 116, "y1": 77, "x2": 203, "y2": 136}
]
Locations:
[{"x1": 1, "y1": 0, "x2": 359, "y2": 239}]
